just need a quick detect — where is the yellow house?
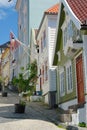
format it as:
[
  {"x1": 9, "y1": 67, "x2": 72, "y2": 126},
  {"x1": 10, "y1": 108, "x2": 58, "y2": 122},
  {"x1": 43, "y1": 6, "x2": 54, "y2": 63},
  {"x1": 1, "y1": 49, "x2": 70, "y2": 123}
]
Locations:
[{"x1": 1, "y1": 45, "x2": 10, "y2": 86}]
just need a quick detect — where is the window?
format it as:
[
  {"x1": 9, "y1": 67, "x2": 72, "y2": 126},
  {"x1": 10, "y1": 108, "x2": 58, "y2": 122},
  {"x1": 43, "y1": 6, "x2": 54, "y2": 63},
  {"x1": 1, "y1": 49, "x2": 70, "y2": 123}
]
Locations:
[
  {"x1": 45, "y1": 61, "x2": 48, "y2": 81},
  {"x1": 63, "y1": 27, "x2": 67, "y2": 48},
  {"x1": 67, "y1": 20, "x2": 73, "y2": 39},
  {"x1": 42, "y1": 65, "x2": 44, "y2": 84},
  {"x1": 62, "y1": 17, "x2": 82, "y2": 53},
  {"x1": 41, "y1": 38, "x2": 43, "y2": 53},
  {"x1": 40, "y1": 69, "x2": 42, "y2": 90},
  {"x1": 43, "y1": 30, "x2": 46, "y2": 47},
  {"x1": 66, "y1": 63, "x2": 73, "y2": 92},
  {"x1": 63, "y1": 20, "x2": 73, "y2": 48},
  {"x1": 59, "y1": 69, "x2": 65, "y2": 96}
]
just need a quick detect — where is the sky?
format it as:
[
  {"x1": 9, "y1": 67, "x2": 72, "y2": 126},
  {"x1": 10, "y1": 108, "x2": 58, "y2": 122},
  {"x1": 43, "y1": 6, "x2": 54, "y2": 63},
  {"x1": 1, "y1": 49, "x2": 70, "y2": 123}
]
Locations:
[{"x1": 0, "y1": 0, "x2": 17, "y2": 45}]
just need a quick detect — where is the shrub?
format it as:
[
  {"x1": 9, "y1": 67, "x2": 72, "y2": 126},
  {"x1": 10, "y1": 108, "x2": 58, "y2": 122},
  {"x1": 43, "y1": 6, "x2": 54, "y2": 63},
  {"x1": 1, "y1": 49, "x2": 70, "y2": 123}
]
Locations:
[{"x1": 78, "y1": 122, "x2": 86, "y2": 127}]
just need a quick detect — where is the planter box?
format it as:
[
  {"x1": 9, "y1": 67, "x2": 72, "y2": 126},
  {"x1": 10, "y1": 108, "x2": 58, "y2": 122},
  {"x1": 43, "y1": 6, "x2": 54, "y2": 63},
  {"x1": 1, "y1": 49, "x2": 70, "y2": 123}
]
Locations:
[{"x1": 14, "y1": 103, "x2": 26, "y2": 113}]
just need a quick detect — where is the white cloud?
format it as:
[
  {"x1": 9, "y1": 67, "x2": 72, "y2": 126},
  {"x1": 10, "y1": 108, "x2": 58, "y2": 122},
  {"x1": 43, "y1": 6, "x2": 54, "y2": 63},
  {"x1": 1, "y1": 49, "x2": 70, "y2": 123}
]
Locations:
[
  {"x1": 0, "y1": 9, "x2": 6, "y2": 19},
  {"x1": 0, "y1": 0, "x2": 16, "y2": 8},
  {"x1": 0, "y1": 0, "x2": 17, "y2": 20}
]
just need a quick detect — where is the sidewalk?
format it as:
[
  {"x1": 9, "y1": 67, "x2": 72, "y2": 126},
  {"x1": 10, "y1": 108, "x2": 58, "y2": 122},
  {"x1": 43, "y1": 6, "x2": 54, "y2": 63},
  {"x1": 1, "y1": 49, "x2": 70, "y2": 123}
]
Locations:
[{"x1": 0, "y1": 90, "x2": 64, "y2": 130}]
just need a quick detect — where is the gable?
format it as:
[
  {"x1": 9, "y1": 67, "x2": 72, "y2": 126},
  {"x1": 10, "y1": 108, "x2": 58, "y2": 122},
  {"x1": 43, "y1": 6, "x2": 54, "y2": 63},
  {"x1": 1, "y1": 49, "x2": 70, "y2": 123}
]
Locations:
[
  {"x1": 53, "y1": 3, "x2": 65, "y2": 65},
  {"x1": 61, "y1": 10, "x2": 82, "y2": 54},
  {"x1": 53, "y1": 2, "x2": 83, "y2": 65}
]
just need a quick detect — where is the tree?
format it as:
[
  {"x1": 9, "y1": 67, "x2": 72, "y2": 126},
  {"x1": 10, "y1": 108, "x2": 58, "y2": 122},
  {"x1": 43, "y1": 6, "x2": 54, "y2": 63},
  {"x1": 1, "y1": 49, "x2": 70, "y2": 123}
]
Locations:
[
  {"x1": 12, "y1": 60, "x2": 38, "y2": 94},
  {"x1": 27, "y1": 60, "x2": 37, "y2": 87}
]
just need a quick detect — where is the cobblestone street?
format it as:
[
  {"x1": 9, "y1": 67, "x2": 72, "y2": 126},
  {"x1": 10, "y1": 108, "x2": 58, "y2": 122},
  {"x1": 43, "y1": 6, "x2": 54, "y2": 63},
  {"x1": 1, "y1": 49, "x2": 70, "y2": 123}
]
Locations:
[{"x1": 0, "y1": 90, "x2": 64, "y2": 130}]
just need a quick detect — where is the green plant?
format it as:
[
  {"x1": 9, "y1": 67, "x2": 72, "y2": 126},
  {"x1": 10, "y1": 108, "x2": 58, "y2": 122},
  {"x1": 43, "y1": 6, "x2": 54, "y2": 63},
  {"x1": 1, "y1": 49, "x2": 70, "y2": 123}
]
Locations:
[
  {"x1": 27, "y1": 60, "x2": 38, "y2": 86},
  {"x1": 78, "y1": 122, "x2": 86, "y2": 127},
  {"x1": 12, "y1": 74, "x2": 25, "y2": 92},
  {"x1": 19, "y1": 100, "x2": 26, "y2": 106},
  {"x1": 12, "y1": 60, "x2": 37, "y2": 99},
  {"x1": 0, "y1": 76, "x2": 4, "y2": 83}
]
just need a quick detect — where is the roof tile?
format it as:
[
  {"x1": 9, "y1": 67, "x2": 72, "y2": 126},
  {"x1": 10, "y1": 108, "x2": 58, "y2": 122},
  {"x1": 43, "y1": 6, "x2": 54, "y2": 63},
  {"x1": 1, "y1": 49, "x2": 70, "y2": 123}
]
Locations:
[
  {"x1": 45, "y1": 3, "x2": 59, "y2": 14},
  {"x1": 67, "y1": 0, "x2": 87, "y2": 23}
]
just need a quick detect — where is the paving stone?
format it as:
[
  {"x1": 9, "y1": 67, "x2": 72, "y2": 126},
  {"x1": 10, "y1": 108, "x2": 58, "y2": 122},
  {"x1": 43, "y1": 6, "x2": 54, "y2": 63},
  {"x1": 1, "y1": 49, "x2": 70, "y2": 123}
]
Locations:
[
  {"x1": 0, "y1": 91, "x2": 63, "y2": 130},
  {"x1": 0, "y1": 91, "x2": 86, "y2": 130}
]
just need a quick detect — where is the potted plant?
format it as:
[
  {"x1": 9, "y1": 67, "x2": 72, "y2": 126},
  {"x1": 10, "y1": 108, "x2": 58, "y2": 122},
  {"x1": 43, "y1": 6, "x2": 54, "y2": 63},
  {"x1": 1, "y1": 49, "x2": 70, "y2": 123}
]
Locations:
[
  {"x1": 12, "y1": 60, "x2": 38, "y2": 113},
  {"x1": 12, "y1": 73, "x2": 34, "y2": 113},
  {"x1": 14, "y1": 100, "x2": 26, "y2": 113}
]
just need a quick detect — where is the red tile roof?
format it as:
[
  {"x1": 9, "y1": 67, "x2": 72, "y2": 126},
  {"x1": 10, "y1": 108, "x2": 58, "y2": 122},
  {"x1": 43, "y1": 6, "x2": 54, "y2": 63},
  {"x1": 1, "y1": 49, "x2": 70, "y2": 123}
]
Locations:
[
  {"x1": 67, "y1": 0, "x2": 87, "y2": 24},
  {"x1": 36, "y1": 4, "x2": 59, "y2": 39},
  {"x1": 45, "y1": 3, "x2": 59, "y2": 14}
]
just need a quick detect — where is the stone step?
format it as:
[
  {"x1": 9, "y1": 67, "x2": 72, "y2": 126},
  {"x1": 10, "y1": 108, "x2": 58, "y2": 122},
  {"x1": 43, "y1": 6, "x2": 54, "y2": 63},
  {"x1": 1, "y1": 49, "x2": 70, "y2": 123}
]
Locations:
[{"x1": 57, "y1": 113, "x2": 72, "y2": 122}]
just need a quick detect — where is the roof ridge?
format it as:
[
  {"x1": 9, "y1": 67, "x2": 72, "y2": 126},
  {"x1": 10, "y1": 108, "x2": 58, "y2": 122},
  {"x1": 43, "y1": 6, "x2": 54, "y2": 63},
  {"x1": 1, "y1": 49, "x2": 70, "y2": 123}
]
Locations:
[{"x1": 45, "y1": 3, "x2": 59, "y2": 14}]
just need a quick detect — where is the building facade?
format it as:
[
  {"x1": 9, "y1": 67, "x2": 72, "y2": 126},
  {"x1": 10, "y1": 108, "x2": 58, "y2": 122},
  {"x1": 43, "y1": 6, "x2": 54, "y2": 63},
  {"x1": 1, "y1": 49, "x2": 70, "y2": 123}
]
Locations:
[
  {"x1": 36, "y1": 4, "x2": 59, "y2": 107},
  {"x1": 15, "y1": 0, "x2": 58, "y2": 78},
  {"x1": 0, "y1": 42, "x2": 10, "y2": 87},
  {"x1": 53, "y1": 0, "x2": 87, "y2": 125}
]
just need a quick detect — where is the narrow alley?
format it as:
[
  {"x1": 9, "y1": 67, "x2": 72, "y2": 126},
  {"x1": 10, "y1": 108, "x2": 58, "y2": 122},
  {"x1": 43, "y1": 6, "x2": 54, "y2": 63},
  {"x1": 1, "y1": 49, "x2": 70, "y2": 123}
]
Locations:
[{"x1": 0, "y1": 90, "x2": 64, "y2": 130}]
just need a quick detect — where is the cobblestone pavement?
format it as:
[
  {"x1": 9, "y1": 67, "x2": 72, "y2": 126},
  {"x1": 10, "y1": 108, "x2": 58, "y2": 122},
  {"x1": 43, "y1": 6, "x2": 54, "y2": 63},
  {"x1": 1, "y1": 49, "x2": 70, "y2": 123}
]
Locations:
[{"x1": 0, "y1": 90, "x2": 64, "y2": 130}]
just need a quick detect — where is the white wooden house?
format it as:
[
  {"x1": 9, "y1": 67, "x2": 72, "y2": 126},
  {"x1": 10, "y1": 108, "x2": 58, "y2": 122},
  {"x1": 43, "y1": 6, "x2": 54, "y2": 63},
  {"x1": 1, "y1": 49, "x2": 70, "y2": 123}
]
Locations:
[{"x1": 36, "y1": 4, "x2": 59, "y2": 107}]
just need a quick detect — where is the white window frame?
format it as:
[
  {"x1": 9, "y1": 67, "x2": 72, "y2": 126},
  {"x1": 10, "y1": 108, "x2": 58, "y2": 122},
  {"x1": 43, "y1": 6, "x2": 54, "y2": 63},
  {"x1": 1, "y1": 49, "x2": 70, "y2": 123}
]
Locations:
[
  {"x1": 65, "y1": 61, "x2": 73, "y2": 93},
  {"x1": 59, "y1": 67, "x2": 65, "y2": 97}
]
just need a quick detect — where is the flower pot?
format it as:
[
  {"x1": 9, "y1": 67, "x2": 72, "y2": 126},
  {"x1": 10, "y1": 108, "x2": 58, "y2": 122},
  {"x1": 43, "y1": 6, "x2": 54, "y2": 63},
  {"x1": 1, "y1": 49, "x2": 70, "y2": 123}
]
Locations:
[
  {"x1": 14, "y1": 103, "x2": 26, "y2": 113},
  {"x1": 2, "y1": 92, "x2": 7, "y2": 97}
]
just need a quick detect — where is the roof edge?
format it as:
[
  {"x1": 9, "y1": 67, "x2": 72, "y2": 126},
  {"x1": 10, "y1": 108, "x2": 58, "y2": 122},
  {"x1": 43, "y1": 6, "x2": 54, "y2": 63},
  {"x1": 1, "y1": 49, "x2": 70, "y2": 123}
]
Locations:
[{"x1": 61, "y1": 0, "x2": 81, "y2": 29}]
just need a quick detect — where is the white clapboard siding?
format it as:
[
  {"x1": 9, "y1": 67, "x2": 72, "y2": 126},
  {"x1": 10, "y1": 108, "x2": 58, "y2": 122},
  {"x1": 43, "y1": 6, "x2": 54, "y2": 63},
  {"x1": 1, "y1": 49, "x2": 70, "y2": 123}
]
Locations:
[
  {"x1": 49, "y1": 67, "x2": 57, "y2": 91},
  {"x1": 48, "y1": 28, "x2": 56, "y2": 66}
]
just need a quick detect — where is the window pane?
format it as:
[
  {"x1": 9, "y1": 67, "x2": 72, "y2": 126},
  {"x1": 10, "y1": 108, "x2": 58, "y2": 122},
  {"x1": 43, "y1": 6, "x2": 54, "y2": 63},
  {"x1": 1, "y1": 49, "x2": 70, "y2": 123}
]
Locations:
[
  {"x1": 60, "y1": 71, "x2": 65, "y2": 95},
  {"x1": 66, "y1": 65, "x2": 72, "y2": 91}
]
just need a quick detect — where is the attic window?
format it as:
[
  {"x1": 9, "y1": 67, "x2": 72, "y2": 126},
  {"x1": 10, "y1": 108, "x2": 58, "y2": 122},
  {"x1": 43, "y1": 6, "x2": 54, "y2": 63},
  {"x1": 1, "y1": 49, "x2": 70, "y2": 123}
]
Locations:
[{"x1": 62, "y1": 18, "x2": 83, "y2": 55}]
